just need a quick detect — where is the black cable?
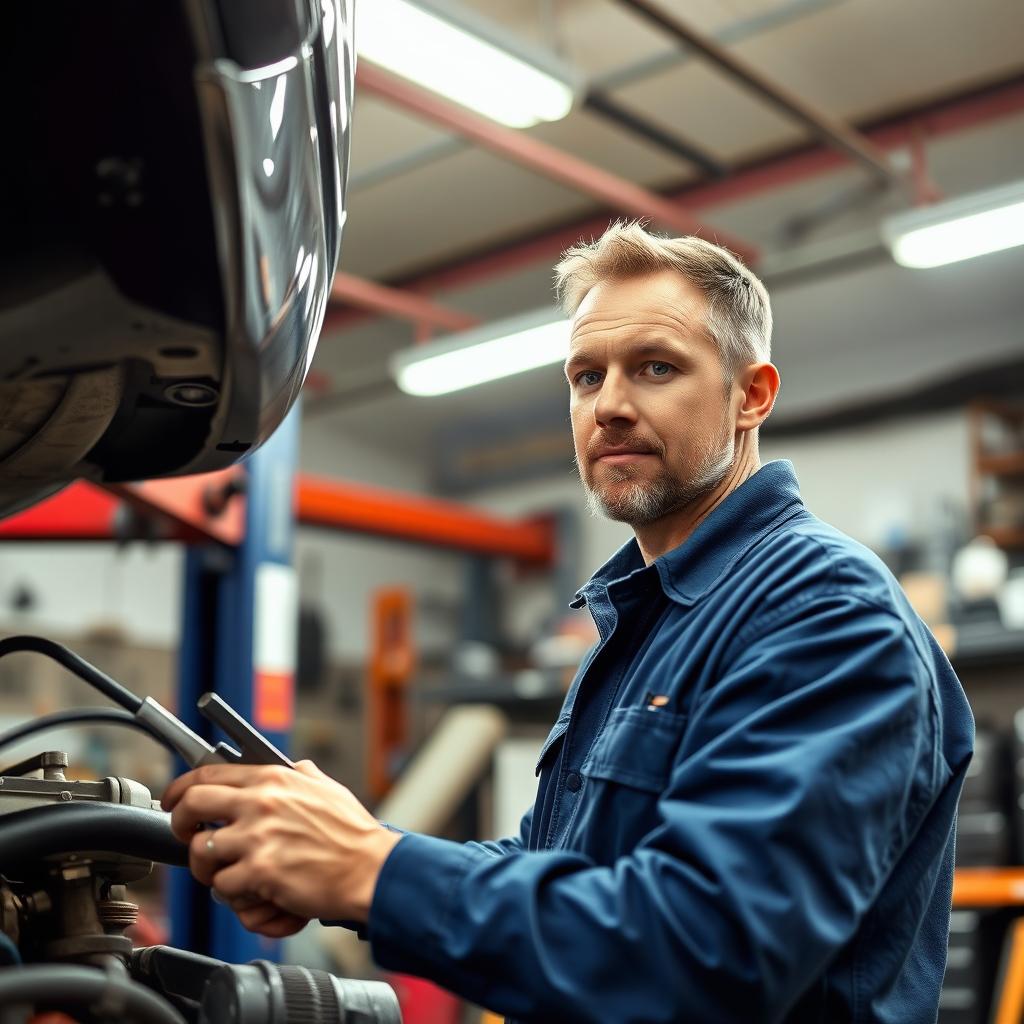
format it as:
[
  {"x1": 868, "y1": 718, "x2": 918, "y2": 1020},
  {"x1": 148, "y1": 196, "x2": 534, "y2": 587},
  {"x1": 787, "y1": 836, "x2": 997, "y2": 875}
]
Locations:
[
  {"x1": 0, "y1": 708, "x2": 164, "y2": 757},
  {"x1": 0, "y1": 803, "x2": 188, "y2": 868},
  {"x1": 0, "y1": 963, "x2": 186, "y2": 1024},
  {"x1": 0, "y1": 635, "x2": 143, "y2": 712}
]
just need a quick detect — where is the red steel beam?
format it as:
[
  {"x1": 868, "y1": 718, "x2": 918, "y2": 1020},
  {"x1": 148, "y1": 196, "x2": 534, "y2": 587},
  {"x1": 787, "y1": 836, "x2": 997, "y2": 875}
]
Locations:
[
  {"x1": 326, "y1": 73, "x2": 1024, "y2": 329},
  {"x1": 0, "y1": 470, "x2": 246, "y2": 546},
  {"x1": 297, "y1": 473, "x2": 554, "y2": 563},
  {"x1": 356, "y1": 61, "x2": 758, "y2": 265},
  {"x1": 328, "y1": 271, "x2": 480, "y2": 332},
  {"x1": 0, "y1": 475, "x2": 556, "y2": 564}
]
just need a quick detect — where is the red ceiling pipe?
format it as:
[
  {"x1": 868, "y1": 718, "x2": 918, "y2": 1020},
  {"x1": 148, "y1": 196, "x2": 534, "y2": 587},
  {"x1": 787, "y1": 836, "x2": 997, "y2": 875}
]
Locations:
[
  {"x1": 355, "y1": 61, "x2": 758, "y2": 266},
  {"x1": 326, "y1": 73, "x2": 1024, "y2": 330},
  {"x1": 326, "y1": 270, "x2": 480, "y2": 333}
]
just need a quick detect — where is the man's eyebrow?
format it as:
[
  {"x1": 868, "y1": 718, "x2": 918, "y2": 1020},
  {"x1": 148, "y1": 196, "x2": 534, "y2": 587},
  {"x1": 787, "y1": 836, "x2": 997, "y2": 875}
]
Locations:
[
  {"x1": 564, "y1": 336, "x2": 695, "y2": 377},
  {"x1": 630, "y1": 340, "x2": 694, "y2": 361}
]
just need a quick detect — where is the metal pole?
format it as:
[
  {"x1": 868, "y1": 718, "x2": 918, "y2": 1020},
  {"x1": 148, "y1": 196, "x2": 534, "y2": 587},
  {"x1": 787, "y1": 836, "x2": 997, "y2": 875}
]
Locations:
[
  {"x1": 169, "y1": 402, "x2": 301, "y2": 965},
  {"x1": 209, "y1": 401, "x2": 300, "y2": 964}
]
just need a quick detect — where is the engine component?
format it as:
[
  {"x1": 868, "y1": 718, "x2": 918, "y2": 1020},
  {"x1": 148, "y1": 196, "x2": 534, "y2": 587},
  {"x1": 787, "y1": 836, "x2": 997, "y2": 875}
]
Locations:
[{"x1": 0, "y1": 634, "x2": 403, "y2": 1022}]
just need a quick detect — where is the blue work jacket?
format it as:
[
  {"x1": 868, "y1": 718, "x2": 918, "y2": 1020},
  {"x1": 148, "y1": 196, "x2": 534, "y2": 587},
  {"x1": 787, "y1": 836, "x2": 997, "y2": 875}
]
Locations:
[{"x1": 367, "y1": 461, "x2": 974, "y2": 1023}]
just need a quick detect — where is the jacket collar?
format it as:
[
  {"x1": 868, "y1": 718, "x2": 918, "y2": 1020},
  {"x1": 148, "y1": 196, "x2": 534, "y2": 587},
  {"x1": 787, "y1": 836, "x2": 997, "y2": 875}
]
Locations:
[{"x1": 572, "y1": 461, "x2": 804, "y2": 609}]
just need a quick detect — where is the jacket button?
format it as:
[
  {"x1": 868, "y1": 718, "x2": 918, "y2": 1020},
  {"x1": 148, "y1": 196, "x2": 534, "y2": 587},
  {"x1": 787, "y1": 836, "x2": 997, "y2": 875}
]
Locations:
[{"x1": 565, "y1": 771, "x2": 582, "y2": 792}]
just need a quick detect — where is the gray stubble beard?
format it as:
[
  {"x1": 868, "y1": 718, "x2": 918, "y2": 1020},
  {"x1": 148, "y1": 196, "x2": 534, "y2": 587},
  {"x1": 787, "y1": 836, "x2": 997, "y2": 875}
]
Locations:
[{"x1": 580, "y1": 432, "x2": 736, "y2": 527}]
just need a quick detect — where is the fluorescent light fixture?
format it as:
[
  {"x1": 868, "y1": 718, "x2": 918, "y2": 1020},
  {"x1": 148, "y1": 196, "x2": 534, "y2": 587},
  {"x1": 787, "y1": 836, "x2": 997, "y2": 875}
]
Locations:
[
  {"x1": 356, "y1": 0, "x2": 577, "y2": 128},
  {"x1": 391, "y1": 309, "x2": 568, "y2": 397},
  {"x1": 883, "y1": 179, "x2": 1024, "y2": 269}
]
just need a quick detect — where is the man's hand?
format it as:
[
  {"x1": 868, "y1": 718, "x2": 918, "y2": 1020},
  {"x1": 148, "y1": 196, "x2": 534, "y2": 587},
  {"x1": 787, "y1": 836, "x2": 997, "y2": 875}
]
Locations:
[{"x1": 161, "y1": 760, "x2": 402, "y2": 936}]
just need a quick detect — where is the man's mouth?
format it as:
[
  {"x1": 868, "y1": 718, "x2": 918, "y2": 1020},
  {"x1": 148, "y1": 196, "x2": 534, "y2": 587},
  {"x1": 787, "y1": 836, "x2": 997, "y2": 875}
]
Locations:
[{"x1": 592, "y1": 446, "x2": 658, "y2": 464}]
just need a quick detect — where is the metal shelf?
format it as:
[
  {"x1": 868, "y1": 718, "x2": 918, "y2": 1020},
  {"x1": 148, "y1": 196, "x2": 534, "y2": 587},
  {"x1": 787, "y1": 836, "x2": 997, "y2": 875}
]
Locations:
[{"x1": 951, "y1": 623, "x2": 1024, "y2": 671}]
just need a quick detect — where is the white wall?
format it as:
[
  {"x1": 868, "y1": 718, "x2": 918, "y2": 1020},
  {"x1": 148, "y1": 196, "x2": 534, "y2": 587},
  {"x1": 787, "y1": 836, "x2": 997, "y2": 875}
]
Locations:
[
  {"x1": 761, "y1": 410, "x2": 971, "y2": 549},
  {"x1": 0, "y1": 543, "x2": 183, "y2": 647}
]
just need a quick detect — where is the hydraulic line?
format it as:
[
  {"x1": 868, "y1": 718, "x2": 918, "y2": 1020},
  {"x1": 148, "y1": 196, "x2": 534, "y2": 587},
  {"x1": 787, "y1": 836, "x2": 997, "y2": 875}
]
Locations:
[
  {"x1": 0, "y1": 707, "x2": 163, "y2": 756},
  {"x1": 0, "y1": 802, "x2": 188, "y2": 869},
  {"x1": 0, "y1": 964, "x2": 187, "y2": 1024},
  {"x1": 0, "y1": 635, "x2": 226, "y2": 767},
  {"x1": 0, "y1": 635, "x2": 143, "y2": 711}
]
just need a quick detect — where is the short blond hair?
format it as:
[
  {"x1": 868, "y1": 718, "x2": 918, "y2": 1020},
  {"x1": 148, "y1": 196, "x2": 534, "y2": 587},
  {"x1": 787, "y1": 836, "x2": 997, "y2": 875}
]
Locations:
[{"x1": 554, "y1": 221, "x2": 772, "y2": 371}]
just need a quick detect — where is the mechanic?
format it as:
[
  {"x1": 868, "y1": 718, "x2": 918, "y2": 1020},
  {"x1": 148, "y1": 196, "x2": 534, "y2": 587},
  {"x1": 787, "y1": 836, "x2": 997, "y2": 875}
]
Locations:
[{"x1": 164, "y1": 222, "x2": 974, "y2": 1023}]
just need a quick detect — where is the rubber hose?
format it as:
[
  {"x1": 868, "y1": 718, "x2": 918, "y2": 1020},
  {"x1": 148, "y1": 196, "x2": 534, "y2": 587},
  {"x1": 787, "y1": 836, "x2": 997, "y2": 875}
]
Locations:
[
  {"x1": 0, "y1": 964, "x2": 186, "y2": 1024},
  {"x1": 0, "y1": 803, "x2": 188, "y2": 869},
  {"x1": 0, "y1": 707, "x2": 163, "y2": 756},
  {"x1": 0, "y1": 635, "x2": 143, "y2": 712}
]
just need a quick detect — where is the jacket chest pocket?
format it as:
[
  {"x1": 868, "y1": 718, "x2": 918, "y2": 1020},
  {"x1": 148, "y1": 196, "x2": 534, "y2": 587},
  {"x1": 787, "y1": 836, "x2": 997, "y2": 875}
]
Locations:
[
  {"x1": 535, "y1": 717, "x2": 569, "y2": 776},
  {"x1": 581, "y1": 706, "x2": 686, "y2": 792}
]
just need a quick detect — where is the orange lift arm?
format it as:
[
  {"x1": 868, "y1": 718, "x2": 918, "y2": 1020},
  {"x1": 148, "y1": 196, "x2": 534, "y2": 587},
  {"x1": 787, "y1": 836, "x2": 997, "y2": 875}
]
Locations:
[{"x1": 297, "y1": 473, "x2": 553, "y2": 563}]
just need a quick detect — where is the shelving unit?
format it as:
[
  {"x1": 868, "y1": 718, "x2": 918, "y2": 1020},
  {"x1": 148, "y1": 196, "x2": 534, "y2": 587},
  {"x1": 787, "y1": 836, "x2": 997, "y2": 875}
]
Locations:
[{"x1": 970, "y1": 402, "x2": 1024, "y2": 549}]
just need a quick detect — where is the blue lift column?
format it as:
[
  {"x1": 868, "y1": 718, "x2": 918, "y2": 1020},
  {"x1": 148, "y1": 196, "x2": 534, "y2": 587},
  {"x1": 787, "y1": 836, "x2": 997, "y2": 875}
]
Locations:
[{"x1": 170, "y1": 403, "x2": 300, "y2": 964}]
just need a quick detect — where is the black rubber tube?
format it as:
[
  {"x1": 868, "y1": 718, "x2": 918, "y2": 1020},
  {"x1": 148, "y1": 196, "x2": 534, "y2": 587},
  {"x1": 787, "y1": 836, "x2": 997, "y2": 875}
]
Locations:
[
  {"x1": 0, "y1": 707, "x2": 164, "y2": 756},
  {"x1": 0, "y1": 636, "x2": 143, "y2": 712},
  {"x1": 0, "y1": 803, "x2": 188, "y2": 869},
  {"x1": 0, "y1": 964, "x2": 187, "y2": 1024}
]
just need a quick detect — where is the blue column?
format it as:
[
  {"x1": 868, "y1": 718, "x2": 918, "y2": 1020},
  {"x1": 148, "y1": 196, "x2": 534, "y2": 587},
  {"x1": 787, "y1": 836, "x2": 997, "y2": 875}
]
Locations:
[{"x1": 170, "y1": 402, "x2": 300, "y2": 964}]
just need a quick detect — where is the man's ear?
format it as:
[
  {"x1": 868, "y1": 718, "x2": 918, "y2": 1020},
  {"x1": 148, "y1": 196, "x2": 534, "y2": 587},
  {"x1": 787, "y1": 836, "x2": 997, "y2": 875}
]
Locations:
[{"x1": 735, "y1": 362, "x2": 780, "y2": 433}]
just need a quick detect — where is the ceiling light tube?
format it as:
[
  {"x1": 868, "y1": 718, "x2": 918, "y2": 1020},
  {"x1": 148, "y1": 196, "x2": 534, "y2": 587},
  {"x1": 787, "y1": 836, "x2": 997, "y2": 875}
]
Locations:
[
  {"x1": 882, "y1": 179, "x2": 1024, "y2": 269},
  {"x1": 355, "y1": 0, "x2": 578, "y2": 128},
  {"x1": 391, "y1": 310, "x2": 569, "y2": 397}
]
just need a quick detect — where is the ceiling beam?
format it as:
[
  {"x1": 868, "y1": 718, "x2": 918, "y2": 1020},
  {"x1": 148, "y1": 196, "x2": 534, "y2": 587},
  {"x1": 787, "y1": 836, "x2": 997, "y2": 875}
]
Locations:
[
  {"x1": 355, "y1": 61, "x2": 759, "y2": 265},
  {"x1": 323, "y1": 73, "x2": 1024, "y2": 336},
  {"x1": 346, "y1": 73, "x2": 1024, "y2": 308},
  {"x1": 613, "y1": 0, "x2": 900, "y2": 186},
  {"x1": 327, "y1": 271, "x2": 479, "y2": 333},
  {"x1": 581, "y1": 88, "x2": 728, "y2": 177}
]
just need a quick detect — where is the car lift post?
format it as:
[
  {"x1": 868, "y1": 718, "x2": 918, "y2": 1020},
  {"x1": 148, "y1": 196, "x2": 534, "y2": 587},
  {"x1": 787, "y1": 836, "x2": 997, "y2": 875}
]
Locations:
[{"x1": 170, "y1": 404, "x2": 301, "y2": 965}]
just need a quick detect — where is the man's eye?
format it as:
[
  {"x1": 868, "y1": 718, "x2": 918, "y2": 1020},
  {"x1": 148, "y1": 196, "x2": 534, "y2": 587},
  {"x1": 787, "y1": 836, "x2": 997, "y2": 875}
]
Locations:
[
  {"x1": 648, "y1": 362, "x2": 672, "y2": 377},
  {"x1": 576, "y1": 370, "x2": 602, "y2": 387}
]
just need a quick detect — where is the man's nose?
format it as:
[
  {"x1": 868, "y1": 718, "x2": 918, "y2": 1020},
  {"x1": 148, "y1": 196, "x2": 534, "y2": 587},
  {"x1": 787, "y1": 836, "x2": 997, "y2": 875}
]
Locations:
[{"x1": 594, "y1": 371, "x2": 637, "y2": 427}]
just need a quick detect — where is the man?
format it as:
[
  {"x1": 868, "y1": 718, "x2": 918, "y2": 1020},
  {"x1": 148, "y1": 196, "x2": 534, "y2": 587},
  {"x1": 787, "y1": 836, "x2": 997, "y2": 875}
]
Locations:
[{"x1": 164, "y1": 222, "x2": 974, "y2": 1023}]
